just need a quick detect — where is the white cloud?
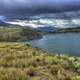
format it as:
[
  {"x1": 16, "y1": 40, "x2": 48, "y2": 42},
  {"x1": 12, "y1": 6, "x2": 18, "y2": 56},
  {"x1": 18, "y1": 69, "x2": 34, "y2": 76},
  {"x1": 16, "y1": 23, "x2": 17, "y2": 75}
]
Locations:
[{"x1": 6, "y1": 18, "x2": 80, "y2": 28}]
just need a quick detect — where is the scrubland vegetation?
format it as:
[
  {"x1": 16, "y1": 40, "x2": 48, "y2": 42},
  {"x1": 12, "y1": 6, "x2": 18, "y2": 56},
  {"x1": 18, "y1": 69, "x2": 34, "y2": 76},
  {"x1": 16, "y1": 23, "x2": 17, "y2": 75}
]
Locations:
[
  {"x1": 54, "y1": 27, "x2": 80, "y2": 33},
  {"x1": 0, "y1": 43, "x2": 79, "y2": 80},
  {"x1": 0, "y1": 27, "x2": 42, "y2": 41}
]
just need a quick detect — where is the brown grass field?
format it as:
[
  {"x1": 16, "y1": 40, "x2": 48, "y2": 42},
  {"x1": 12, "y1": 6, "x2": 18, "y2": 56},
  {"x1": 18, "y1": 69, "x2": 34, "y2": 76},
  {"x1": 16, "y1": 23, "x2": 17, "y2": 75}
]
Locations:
[{"x1": 0, "y1": 43, "x2": 79, "y2": 80}]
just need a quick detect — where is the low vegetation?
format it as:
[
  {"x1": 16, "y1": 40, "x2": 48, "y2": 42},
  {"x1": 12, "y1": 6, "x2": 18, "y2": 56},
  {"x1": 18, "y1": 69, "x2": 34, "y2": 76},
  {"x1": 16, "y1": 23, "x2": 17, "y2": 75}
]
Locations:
[
  {"x1": 0, "y1": 27, "x2": 42, "y2": 42},
  {"x1": 53, "y1": 27, "x2": 80, "y2": 33},
  {"x1": 0, "y1": 43, "x2": 80, "y2": 80}
]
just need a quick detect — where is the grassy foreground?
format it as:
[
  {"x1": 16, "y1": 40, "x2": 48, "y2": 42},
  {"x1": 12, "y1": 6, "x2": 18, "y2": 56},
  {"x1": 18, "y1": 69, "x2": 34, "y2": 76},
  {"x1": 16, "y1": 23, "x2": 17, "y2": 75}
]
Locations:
[{"x1": 0, "y1": 43, "x2": 80, "y2": 80}]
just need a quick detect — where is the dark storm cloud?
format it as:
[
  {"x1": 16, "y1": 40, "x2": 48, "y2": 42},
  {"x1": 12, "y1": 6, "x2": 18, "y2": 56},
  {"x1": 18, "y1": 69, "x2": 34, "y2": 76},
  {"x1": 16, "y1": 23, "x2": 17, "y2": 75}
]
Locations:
[{"x1": 0, "y1": 0, "x2": 80, "y2": 17}]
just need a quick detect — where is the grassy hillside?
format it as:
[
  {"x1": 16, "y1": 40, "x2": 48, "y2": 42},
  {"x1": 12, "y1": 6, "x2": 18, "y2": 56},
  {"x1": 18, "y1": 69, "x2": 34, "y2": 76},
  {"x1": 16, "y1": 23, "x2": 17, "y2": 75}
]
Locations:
[
  {"x1": 0, "y1": 27, "x2": 42, "y2": 42},
  {"x1": 0, "y1": 43, "x2": 80, "y2": 80},
  {"x1": 53, "y1": 27, "x2": 80, "y2": 33}
]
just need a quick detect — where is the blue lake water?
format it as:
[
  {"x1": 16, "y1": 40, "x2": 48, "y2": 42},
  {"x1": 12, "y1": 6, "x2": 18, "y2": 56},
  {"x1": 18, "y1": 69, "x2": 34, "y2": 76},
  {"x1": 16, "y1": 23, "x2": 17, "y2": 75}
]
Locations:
[{"x1": 27, "y1": 33, "x2": 80, "y2": 56}]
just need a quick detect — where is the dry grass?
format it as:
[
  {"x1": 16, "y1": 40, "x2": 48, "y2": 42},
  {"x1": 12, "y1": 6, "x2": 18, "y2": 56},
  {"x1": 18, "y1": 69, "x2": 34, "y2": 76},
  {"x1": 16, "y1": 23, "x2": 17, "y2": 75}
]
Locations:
[{"x1": 0, "y1": 43, "x2": 79, "y2": 80}]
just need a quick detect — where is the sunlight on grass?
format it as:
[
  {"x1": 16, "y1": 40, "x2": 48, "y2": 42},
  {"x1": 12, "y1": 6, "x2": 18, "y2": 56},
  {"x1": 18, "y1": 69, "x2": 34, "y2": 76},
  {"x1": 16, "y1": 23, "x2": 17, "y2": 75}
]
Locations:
[{"x1": 0, "y1": 43, "x2": 79, "y2": 80}]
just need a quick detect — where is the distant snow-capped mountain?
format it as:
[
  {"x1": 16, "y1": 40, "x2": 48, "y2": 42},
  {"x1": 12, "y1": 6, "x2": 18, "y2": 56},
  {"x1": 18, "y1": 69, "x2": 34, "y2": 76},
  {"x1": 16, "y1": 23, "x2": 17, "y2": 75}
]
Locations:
[
  {"x1": 0, "y1": 20, "x2": 10, "y2": 26},
  {"x1": 6, "y1": 18, "x2": 80, "y2": 28},
  {"x1": 1, "y1": 10, "x2": 80, "y2": 28},
  {"x1": 0, "y1": 20, "x2": 23, "y2": 27}
]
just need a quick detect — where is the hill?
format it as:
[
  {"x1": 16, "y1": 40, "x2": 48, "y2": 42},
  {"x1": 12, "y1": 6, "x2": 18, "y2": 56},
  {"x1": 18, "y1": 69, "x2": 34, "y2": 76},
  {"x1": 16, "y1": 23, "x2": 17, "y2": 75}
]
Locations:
[
  {"x1": 36, "y1": 26, "x2": 58, "y2": 33},
  {"x1": 0, "y1": 20, "x2": 9, "y2": 26},
  {"x1": 0, "y1": 27, "x2": 42, "y2": 41},
  {"x1": 0, "y1": 43, "x2": 79, "y2": 80},
  {"x1": 54, "y1": 27, "x2": 80, "y2": 33}
]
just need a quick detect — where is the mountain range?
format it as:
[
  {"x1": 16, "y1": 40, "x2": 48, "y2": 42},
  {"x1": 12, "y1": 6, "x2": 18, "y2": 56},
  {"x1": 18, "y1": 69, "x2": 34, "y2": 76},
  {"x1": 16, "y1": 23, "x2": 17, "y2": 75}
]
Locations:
[
  {"x1": 0, "y1": 10, "x2": 80, "y2": 32},
  {"x1": 0, "y1": 20, "x2": 9, "y2": 26},
  {"x1": 36, "y1": 26, "x2": 58, "y2": 32}
]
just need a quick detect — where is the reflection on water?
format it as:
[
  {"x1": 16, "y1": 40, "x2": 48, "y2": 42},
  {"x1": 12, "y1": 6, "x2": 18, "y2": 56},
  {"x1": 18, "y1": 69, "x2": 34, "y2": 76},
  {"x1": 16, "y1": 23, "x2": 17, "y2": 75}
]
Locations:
[{"x1": 27, "y1": 33, "x2": 80, "y2": 56}]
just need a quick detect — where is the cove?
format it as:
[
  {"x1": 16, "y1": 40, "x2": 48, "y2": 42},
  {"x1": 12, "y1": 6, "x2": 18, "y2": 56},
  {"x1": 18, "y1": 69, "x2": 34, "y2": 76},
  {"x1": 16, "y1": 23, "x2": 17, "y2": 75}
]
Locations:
[{"x1": 27, "y1": 33, "x2": 80, "y2": 56}]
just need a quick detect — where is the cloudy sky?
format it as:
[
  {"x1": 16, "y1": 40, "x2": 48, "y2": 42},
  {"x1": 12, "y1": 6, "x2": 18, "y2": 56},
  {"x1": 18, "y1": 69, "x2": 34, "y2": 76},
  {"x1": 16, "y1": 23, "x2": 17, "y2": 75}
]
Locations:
[{"x1": 0, "y1": 0, "x2": 80, "y2": 18}]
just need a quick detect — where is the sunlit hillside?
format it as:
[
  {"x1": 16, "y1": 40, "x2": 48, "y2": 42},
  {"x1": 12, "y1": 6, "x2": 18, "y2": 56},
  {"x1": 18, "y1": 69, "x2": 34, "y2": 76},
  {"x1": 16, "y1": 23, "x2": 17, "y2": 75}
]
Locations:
[{"x1": 0, "y1": 43, "x2": 79, "y2": 80}]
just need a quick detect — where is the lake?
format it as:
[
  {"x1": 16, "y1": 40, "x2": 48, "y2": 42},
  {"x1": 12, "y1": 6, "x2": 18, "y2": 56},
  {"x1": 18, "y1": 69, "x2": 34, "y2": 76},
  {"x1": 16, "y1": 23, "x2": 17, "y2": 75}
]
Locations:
[{"x1": 27, "y1": 33, "x2": 80, "y2": 56}]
